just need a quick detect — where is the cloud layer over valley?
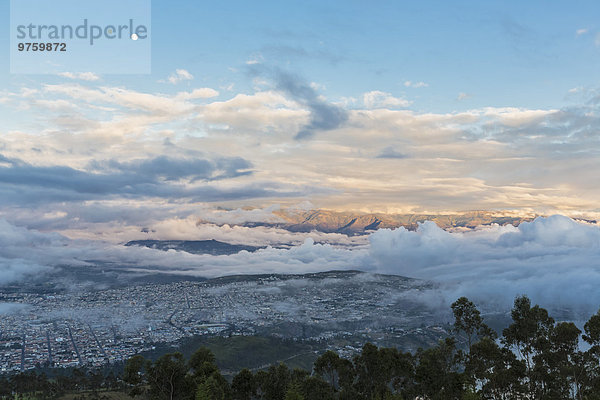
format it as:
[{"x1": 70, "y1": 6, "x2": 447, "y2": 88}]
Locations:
[{"x1": 2, "y1": 215, "x2": 599, "y2": 317}]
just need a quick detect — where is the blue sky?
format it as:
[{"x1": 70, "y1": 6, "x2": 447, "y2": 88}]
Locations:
[
  {"x1": 151, "y1": 0, "x2": 599, "y2": 112},
  {"x1": 0, "y1": 0, "x2": 599, "y2": 243},
  {"x1": 2, "y1": 1, "x2": 599, "y2": 112}
]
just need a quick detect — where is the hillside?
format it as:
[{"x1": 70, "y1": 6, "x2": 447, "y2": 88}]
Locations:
[{"x1": 237, "y1": 209, "x2": 534, "y2": 234}]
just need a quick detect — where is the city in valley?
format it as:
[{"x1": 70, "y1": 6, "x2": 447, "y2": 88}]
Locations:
[{"x1": 0, "y1": 270, "x2": 448, "y2": 373}]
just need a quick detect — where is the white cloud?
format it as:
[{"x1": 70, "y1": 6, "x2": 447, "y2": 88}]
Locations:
[
  {"x1": 457, "y1": 92, "x2": 469, "y2": 100},
  {"x1": 58, "y1": 72, "x2": 100, "y2": 81},
  {"x1": 201, "y1": 91, "x2": 309, "y2": 132},
  {"x1": 576, "y1": 28, "x2": 589, "y2": 36},
  {"x1": 569, "y1": 86, "x2": 584, "y2": 94},
  {"x1": 363, "y1": 90, "x2": 411, "y2": 109},
  {"x1": 0, "y1": 218, "x2": 364, "y2": 283},
  {"x1": 43, "y1": 84, "x2": 195, "y2": 116},
  {"x1": 167, "y1": 69, "x2": 194, "y2": 84},
  {"x1": 246, "y1": 54, "x2": 263, "y2": 65},
  {"x1": 369, "y1": 215, "x2": 600, "y2": 315},
  {"x1": 3, "y1": 78, "x2": 600, "y2": 217},
  {"x1": 0, "y1": 220, "x2": 60, "y2": 284},
  {"x1": 404, "y1": 80, "x2": 428, "y2": 88},
  {"x1": 222, "y1": 83, "x2": 235, "y2": 91},
  {"x1": 4, "y1": 215, "x2": 600, "y2": 319},
  {"x1": 176, "y1": 88, "x2": 219, "y2": 100}
]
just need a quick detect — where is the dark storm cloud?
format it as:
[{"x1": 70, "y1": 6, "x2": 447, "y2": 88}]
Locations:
[
  {"x1": 376, "y1": 146, "x2": 408, "y2": 159},
  {"x1": 90, "y1": 155, "x2": 253, "y2": 182},
  {"x1": 0, "y1": 153, "x2": 251, "y2": 192},
  {"x1": 0, "y1": 154, "x2": 312, "y2": 205},
  {"x1": 249, "y1": 66, "x2": 348, "y2": 140}
]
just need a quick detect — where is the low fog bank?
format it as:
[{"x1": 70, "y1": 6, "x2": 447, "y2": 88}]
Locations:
[
  {"x1": 369, "y1": 215, "x2": 600, "y2": 317},
  {"x1": 1, "y1": 215, "x2": 599, "y2": 317}
]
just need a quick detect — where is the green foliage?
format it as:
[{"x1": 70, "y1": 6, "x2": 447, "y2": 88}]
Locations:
[
  {"x1": 415, "y1": 338, "x2": 464, "y2": 400},
  {"x1": 283, "y1": 384, "x2": 304, "y2": 400},
  {"x1": 231, "y1": 368, "x2": 256, "y2": 400},
  {"x1": 196, "y1": 374, "x2": 227, "y2": 400},
  {"x1": 10, "y1": 295, "x2": 600, "y2": 400},
  {"x1": 144, "y1": 335, "x2": 316, "y2": 372},
  {"x1": 145, "y1": 352, "x2": 193, "y2": 400},
  {"x1": 451, "y1": 297, "x2": 490, "y2": 351}
]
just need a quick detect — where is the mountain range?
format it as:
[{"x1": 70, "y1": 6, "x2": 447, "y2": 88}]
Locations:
[{"x1": 233, "y1": 209, "x2": 534, "y2": 234}]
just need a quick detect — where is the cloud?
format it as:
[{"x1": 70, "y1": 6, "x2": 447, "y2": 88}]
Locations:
[
  {"x1": 246, "y1": 55, "x2": 263, "y2": 65},
  {"x1": 196, "y1": 205, "x2": 284, "y2": 225},
  {"x1": 0, "y1": 219, "x2": 61, "y2": 285},
  {"x1": 90, "y1": 155, "x2": 253, "y2": 182},
  {"x1": 404, "y1": 81, "x2": 428, "y2": 88},
  {"x1": 363, "y1": 91, "x2": 411, "y2": 109},
  {"x1": 176, "y1": 88, "x2": 219, "y2": 100},
  {"x1": 43, "y1": 84, "x2": 195, "y2": 115},
  {"x1": 376, "y1": 146, "x2": 408, "y2": 159},
  {"x1": 457, "y1": 92, "x2": 470, "y2": 100},
  {"x1": 4, "y1": 215, "x2": 600, "y2": 320},
  {"x1": 106, "y1": 237, "x2": 364, "y2": 279},
  {"x1": 0, "y1": 303, "x2": 28, "y2": 314},
  {"x1": 0, "y1": 154, "x2": 318, "y2": 206},
  {"x1": 576, "y1": 28, "x2": 589, "y2": 36},
  {"x1": 0, "y1": 218, "x2": 364, "y2": 286},
  {"x1": 167, "y1": 69, "x2": 194, "y2": 84},
  {"x1": 568, "y1": 86, "x2": 584, "y2": 94},
  {"x1": 201, "y1": 90, "x2": 308, "y2": 134},
  {"x1": 137, "y1": 217, "x2": 368, "y2": 247},
  {"x1": 248, "y1": 67, "x2": 348, "y2": 139},
  {"x1": 58, "y1": 72, "x2": 101, "y2": 81},
  {"x1": 0, "y1": 152, "x2": 251, "y2": 185},
  {"x1": 368, "y1": 215, "x2": 600, "y2": 316},
  {"x1": 3, "y1": 77, "x2": 600, "y2": 216}
]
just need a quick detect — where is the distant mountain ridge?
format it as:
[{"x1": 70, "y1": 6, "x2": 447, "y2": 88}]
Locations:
[
  {"x1": 238, "y1": 209, "x2": 534, "y2": 234},
  {"x1": 125, "y1": 239, "x2": 262, "y2": 255}
]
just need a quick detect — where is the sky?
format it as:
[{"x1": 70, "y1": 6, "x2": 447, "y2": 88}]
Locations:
[
  {"x1": 1, "y1": 1, "x2": 600, "y2": 314},
  {"x1": 1, "y1": 1, "x2": 600, "y2": 224}
]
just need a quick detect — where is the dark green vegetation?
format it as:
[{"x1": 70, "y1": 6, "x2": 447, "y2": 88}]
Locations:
[
  {"x1": 142, "y1": 336, "x2": 319, "y2": 373},
  {"x1": 5, "y1": 295, "x2": 600, "y2": 399}
]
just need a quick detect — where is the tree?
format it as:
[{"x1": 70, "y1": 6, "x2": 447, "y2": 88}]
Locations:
[
  {"x1": 502, "y1": 295, "x2": 554, "y2": 397},
  {"x1": 314, "y1": 350, "x2": 344, "y2": 390},
  {"x1": 467, "y1": 336, "x2": 526, "y2": 399},
  {"x1": 255, "y1": 363, "x2": 291, "y2": 400},
  {"x1": 284, "y1": 383, "x2": 304, "y2": 400},
  {"x1": 539, "y1": 322, "x2": 582, "y2": 399},
  {"x1": 298, "y1": 376, "x2": 335, "y2": 400},
  {"x1": 379, "y1": 346, "x2": 414, "y2": 396},
  {"x1": 320, "y1": 343, "x2": 412, "y2": 399},
  {"x1": 353, "y1": 342, "x2": 384, "y2": 398},
  {"x1": 583, "y1": 310, "x2": 600, "y2": 397},
  {"x1": 196, "y1": 374, "x2": 228, "y2": 400},
  {"x1": 414, "y1": 338, "x2": 465, "y2": 400},
  {"x1": 146, "y1": 352, "x2": 193, "y2": 400},
  {"x1": 124, "y1": 355, "x2": 146, "y2": 397},
  {"x1": 232, "y1": 368, "x2": 256, "y2": 400},
  {"x1": 451, "y1": 297, "x2": 492, "y2": 353},
  {"x1": 189, "y1": 347, "x2": 219, "y2": 382}
]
